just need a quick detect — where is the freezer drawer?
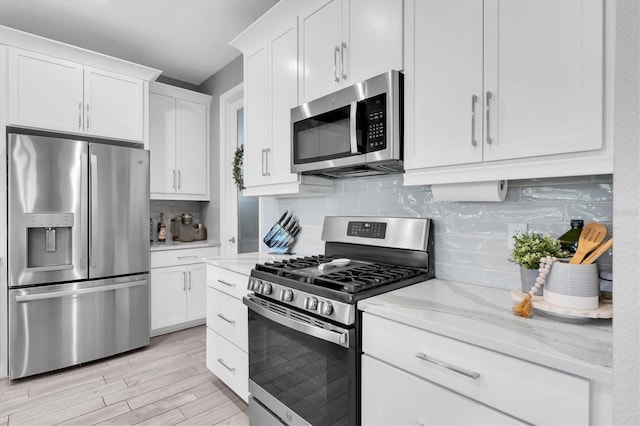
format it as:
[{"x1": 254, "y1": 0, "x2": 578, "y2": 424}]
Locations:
[{"x1": 8, "y1": 274, "x2": 150, "y2": 379}]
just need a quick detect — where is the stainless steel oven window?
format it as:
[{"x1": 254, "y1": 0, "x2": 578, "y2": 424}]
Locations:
[{"x1": 245, "y1": 295, "x2": 357, "y2": 425}]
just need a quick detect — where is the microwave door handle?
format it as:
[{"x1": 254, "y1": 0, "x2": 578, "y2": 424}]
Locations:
[{"x1": 349, "y1": 101, "x2": 358, "y2": 154}]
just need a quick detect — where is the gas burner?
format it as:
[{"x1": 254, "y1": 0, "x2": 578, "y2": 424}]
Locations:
[{"x1": 315, "y1": 264, "x2": 426, "y2": 293}]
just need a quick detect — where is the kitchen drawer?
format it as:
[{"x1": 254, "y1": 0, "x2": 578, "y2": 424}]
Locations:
[
  {"x1": 362, "y1": 355, "x2": 521, "y2": 426},
  {"x1": 206, "y1": 327, "x2": 249, "y2": 403},
  {"x1": 362, "y1": 313, "x2": 589, "y2": 425},
  {"x1": 206, "y1": 264, "x2": 250, "y2": 300},
  {"x1": 150, "y1": 247, "x2": 218, "y2": 268},
  {"x1": 207, "y1": 287, "x2": 248, "y2": 352}
]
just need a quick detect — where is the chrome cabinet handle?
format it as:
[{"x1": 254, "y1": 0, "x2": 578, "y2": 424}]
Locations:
[
  {"x1": 486, "y1": 91, "x2": 493, "y2": 145},
  {"x1": 217, "y1": 279, "x2": 235, "y2": 288},
  {"x1": 341, "y1": 42, "x2": 348, "y2": 80},
  {"x1": 86, "y1": 104, "x2": 90, "y2": 129},
  {"x1": 333, "y1": 46, "x2": 340, "y2": 83},
  {"x1": 217, "y1": 313, "x2": 236, "y2": 325},
  {"x1": 172, "y1": 170, "x2": 177, "y2": 189},
  {"x1": 188, "y1": 270, "x2": 191, "y2": 290},
  {"x1": 78, "y1": 102, "x2": 82, "y2": 129},
  {"x1": 415, "y1": 352, "x2": 480, "y2": 380},
  {"x1": 261, "y1": 149, "x2": 266, "y2": 176},
  {"x1": 264, "y1": 148, "x2": 271, "y2": 176},
  {"x1": 217, "y1": 358, "x2": 236, "y2": 373},
  {"x1": 471, "y1": 95, "x2": 478, "y2": 147},
  {"x1": 177, "y1": 255, "x2": 198, "y2": 260},
  {"x1": 177, "y1": 170, "x2": 182, "y2": 190},
  {"x1": 183, "y1": 271, "x2": 187, "y2": 291}
]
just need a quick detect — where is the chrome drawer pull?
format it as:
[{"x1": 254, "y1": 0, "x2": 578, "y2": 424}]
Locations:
[
  {"x1": 177, "y1": 255, "x2": 198, "y2": 260},
  {"x1": 217, "y1": 279, "x2": 236, "y2": 288},
  {"x1": 415, "y1": 352, "x2": 480, "y2": 380},
  {"x1": 217, "y1": 313, "x2": 236, "y2": 325},
  {"x1": 217, "y1": 358, "x2": 235, "y2": 373}
]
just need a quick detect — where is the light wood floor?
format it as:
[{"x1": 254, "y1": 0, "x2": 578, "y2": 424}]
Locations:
[{"x1": 0, "y1": 325, "x2": 248, "y2": 426}]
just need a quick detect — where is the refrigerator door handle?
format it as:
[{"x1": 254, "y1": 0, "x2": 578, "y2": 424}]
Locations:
[
  {"x1": 90, "y1": 154, "x2": 99, "y2": 270},
  {"x1": 15, "y1": 279, "x2": 148, "y2": 302}
]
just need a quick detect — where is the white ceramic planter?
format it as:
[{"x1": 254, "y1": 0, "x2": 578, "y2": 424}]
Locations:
[{"x1": 543, "y1": 261, "x2": 599, "y2": 309}]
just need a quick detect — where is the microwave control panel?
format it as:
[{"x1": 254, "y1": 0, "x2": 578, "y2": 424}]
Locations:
[
  {"x1": 347, "y1": 221, "x2": 387, "y2": 239},
  {"x1": 364, "y1": 94, "x2": 386, "y2": 152}
]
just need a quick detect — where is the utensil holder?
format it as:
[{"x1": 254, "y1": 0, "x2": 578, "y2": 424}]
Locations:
[{"x1": 543, "y1": 261, "x2": 599, "y2": 309}]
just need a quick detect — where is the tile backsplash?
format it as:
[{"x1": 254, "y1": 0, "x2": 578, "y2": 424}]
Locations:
[{"x1": 271, "y1": 175, "x2": 613, "y2": 289}]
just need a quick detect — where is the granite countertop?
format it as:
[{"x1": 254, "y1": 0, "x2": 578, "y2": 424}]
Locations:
[
  {"x1": 150, "y1": 240, "x2": 221, "y2": 252},
  {"x1": 204, "y1": 252, "x2": 296, "y2": 276},
  {"x1": 359, "y1": 279, "x2": 613, "y2": 383}
]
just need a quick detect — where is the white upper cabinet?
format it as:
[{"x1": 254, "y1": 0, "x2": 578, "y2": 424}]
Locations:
[
  {"x1": 8, "y1": 48, "x2": 145, "y2": 142},
  {"x1": 404, "y1": 0, "x2": 610, "y2": 185},
  {"x1": 83, "y1": 66, "x2": 144, "y2": 141},
  {"x1": 149, "y1": 82, "x2": 211, "y2": 200},
  {"x1": 299, "y1": 0, "x2": 403, "y2": 103},
  {"x1": 232, "y1": 7, "x2": 334, "y2": 197}
]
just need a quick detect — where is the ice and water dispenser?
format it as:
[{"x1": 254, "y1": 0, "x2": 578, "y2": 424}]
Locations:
[{"x1": 25, "y1": 213, "x2": 74, "y2": 271}]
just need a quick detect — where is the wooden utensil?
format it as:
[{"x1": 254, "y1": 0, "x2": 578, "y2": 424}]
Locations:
[
  {"x1": 569, "y1": 222, "x2": 608, "y2": 264},
  {"x1": 582, "y1": 238, "x2": 613, "y2": 264}
]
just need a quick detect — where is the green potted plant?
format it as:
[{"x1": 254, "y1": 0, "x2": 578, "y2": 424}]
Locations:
[{"x1": 511, "y1": 231, "x2": 568, "y2": 294}]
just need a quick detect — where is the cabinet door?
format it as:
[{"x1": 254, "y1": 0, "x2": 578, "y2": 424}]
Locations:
[
  {"x1": 8, "y1": 48, "x2": 84, "y2": 134},
  {"x1": 299, "y1": 0, "x2": 343, "y2": 102},
  {"x1": 268, "y1": 19, "x2": 300, "y2": 185},
  {"x1": 405, "y1": 0, "x2": 484, "y2": 170},
  {"x1": 149, "y1": 92, "x2": 177, "y2": 196},
  {"x1": 346, "y1": 0, "x2": 403, "y2": 86},
  {"x1": 84, "y1": 66, "x2": 144, "y2": 141},
  {"x1": 176, "y1": 99, "x2": 209, "y2": 198},
  {"x1": 362, "y1": 355, "x2": 522, "y2": 426},
  {"x1": 186, "y1": 263, "x2": 207, "y2": 322},
  {"x1": 150, "y1": 266, "x2": 187, "y2": 330},
  {"x1": 483, "y1": 0, "x2": 603, "y2": 161},
  {"x1": 244, "y1": 44, "x2": 269, "y2": 189}
]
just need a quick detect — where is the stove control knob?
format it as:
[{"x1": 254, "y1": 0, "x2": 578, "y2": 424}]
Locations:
[
  {"x1": 248, "y1": 279, "x2": 259, "y2": 292},
  {"x1": 280, "y1": 289, "x2": 293, "y2": 302},
  {"x1": 260, "y1": 282, "x2": 272, "y2": 295},
  {"x1": 319, "y1": 301, "x2": 333, "y2": 316},
  {"x1": 304, "y1": 296, "x2": 318, "y2": 311}
]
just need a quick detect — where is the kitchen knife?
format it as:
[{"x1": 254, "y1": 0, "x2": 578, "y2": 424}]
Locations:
[
  {"x1": 270, "y1": 215, "x2": 296, "y2": 247},
  {"x1": 262, "y1": 211, "x2": 289, "y2": 244}
]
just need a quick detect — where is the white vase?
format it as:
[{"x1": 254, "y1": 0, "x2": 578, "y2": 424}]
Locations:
[{"x1": 520, "y1": 267, "x2": 543, "y2": 295}]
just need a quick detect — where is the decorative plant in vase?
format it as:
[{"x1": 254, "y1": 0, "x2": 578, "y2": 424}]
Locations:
[{"x1": 510, "y1": 231, "x2": 568, "y2": 294}]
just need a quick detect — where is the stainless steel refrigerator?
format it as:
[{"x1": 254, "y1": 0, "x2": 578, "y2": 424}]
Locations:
[{"x1": 7, "y1": 132, "x2": 150, "y2": 379}]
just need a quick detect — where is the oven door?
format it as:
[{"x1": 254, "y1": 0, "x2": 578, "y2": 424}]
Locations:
[{"x1": 244, "y1": 295, "x2": 357, "y2": 426}]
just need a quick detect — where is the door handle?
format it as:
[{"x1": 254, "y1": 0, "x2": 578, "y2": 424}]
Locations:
[
  {"x1": 471, "y1": 95, "x2": 478, "y2": 147},
  {"x1": 264, "y1": 148, "x2": 271, "y2": 176},
  {"x1": 183, "y1": 271, "x2": 187, "y2": 291},
  {"x1": 173, "y1": 170, "x2": 177, "y2": 189},
  {"x1": 78, "y1": 102, "x2": 82, "y2": 130},
  {"x1": 333, "y1": 46, "x2": 340, "y2": 83},
  {"x1": 188, "y1": 270, "x2": 191, "y2": 290},
  {"x1": 177, "y1": 170, "x2": 182, "y2": 190},
  {"x1": 86, "y1": 104, "x2": 90, "y2": 129},
  {"x1": 228, "y1": 237, "x2": 236, "y2": 243},
  {"x1": 15, "y1": 279, "x2": 147, "y2": 302},
  {"x1": 341, "y1": 42, "x2": 348, "y2": 80},
  {"x1": 486, "y1": 91, "x2": 493, "y2": 145},
  {"x1": 261, "y1": 149, "x2": 266, "y2": 176}
]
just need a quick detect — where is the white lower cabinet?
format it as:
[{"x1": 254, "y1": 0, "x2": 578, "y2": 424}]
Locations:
[
  {"x1": 150, "y1": 247, "x2": 219, "y2": 335},
  {"x1": 362, "y1": 312, "x2": 590, "y2": 425},
  {"x1": 362, "y1": 355, "x2": 520, "y2": 426},
  {"x1": 206, "y1": 264, "x2": 250, "y2": 402}
]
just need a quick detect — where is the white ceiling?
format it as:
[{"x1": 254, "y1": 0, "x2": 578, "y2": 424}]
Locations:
[{"x1": 0, "y1": 0, "x2": 279, "y2": 85}]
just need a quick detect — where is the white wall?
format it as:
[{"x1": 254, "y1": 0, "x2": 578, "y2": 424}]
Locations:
[{"x1": 613, "y1": 0, "x2": 640, "y2": 423}]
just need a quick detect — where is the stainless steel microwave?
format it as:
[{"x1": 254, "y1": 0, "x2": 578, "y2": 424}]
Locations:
[{"x1": 291, "y1": 70, "x2": 403, "y2": 178}]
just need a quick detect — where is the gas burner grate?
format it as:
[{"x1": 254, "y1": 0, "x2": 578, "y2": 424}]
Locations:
[
  {"x1": 315, "y1": 264, "x2": 426, "y2": 293},
  {"x1": 256, "y1": 255, "x2": 336, "y2": 276}
]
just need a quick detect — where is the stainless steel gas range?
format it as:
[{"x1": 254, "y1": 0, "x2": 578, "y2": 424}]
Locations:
[{"x1": 244, "y1": 216, "x2": 434, "y2": 425}]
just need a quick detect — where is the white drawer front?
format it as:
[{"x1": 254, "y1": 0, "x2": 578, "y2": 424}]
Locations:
[
  {"x1": 206, "y1": 327, "x2": 248, "y2": 403},
  {"x1": 207, "y1": 287, "x2": 248, "y2": 352},
  {"x1": 151, "y1": 247, "x2": 219, "y2": 268},
  {"x1": 362, "y1": 313, "x2": 589, "y2": 425},
  {"x1": 362, "y1": 355, "x2": 522, "y2": 426},
  {"x1": 206, "y1": 264, "x2": 249, "y2": 300}
]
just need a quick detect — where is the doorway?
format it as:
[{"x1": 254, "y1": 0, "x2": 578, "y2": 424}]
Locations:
[{"x1": 219, "y1": 84, "x2": 259, "y2": 255}]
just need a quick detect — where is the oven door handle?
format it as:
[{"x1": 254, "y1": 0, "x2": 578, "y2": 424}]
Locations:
[{"x1": 244, "y1": 296, "x2": 350, "y2": 348}]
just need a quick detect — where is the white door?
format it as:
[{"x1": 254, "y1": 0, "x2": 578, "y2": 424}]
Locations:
[
  {"x1": 220, "y1": 84, "x2": 260, "y2": 256},
  {"x1": 8, "y1": 48, "x2": 84, "y2": 134},
  {"x1": 83, "y1": 66, "x2": 144, "y2": 141},
  {"x1": 176, "y1": 99, "x2": 209, "y2": 198},
  {"x1": 244, "y1": 45, "x2": 269, "y2": 189},
  {"x1": 405, "y1": 0, "x2": 484, "y2": 170},
  {"x1": 149, "y1": 92, "x2": 177, "y2": 195},
  {"x1": 346, "y1": 0, "x2": 404, "y2": 86},
  {"x1": 483, "y1": 0, "x2": 603, "y2": 161},
  {"x1": 186, "y1": 263, "x2": 207, "y2": 321},
  {"x1": 268, "y1": 19, "x2": 300, "y2": 186},
  {"x1": 150, "y1": 266, "x2": 187, "y2": 330},
  {"x1": 299, "y1": 0, "x2": 343, "y2": 102}
]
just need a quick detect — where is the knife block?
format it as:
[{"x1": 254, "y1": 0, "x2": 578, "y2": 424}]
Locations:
[{"x1": 263, "y1": 213, "x2": 299, "y2": 254}]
